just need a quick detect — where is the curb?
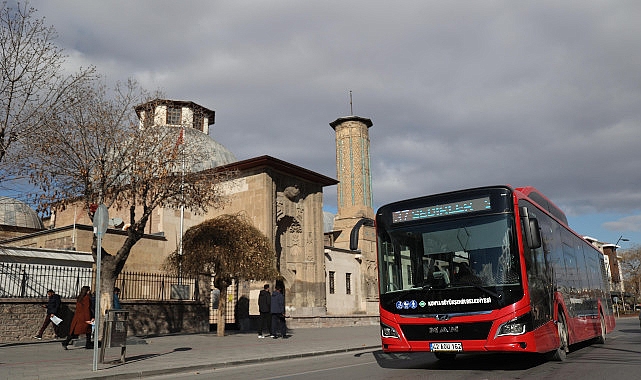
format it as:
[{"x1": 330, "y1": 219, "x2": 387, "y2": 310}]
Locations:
[{"x1": 79, "y1": 345, "x2": 381, "y2": 380}]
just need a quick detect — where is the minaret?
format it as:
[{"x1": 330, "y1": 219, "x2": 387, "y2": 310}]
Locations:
[
  {"x1": 330, "y1": 115, "x2": 379, "y2": 313},
  {"x1": 329, "y1": 116, "x2": 374, "y2": 251},
  {"x1": 330, "y1": 116, "x2": 374, "y2": 221}
]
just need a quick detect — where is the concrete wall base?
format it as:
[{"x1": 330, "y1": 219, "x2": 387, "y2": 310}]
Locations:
[{"x1": 287, "y1": 315, "x2": 379, "y2": 328}]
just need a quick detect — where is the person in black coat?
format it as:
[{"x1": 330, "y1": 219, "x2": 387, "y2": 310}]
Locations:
[
  {"x1": 34, "y1": 289, "x2": 62, "y2": 339},
  {"x1": 270, "y1": 286, "x2": 287, "y2": 339},
  {"x1": 257, "y1": 284, "x2": 271, "y2": 338}
]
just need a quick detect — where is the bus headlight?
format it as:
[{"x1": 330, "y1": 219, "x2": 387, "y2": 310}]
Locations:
[
  {"x1": 381, "y1": 323, "x2": 400, "y2": 339},
  {"x1": 496, "y1": 313, "x2": 532, "y2": 337}
]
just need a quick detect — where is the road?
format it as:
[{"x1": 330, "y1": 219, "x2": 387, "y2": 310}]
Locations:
[{"x1": 149, "y1": 317, "x2": 641, "y2": 380}]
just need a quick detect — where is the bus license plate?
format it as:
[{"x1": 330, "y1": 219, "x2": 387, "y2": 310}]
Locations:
[{"x1": 430, "y1": 342, "x2": 463, "y2": 352}]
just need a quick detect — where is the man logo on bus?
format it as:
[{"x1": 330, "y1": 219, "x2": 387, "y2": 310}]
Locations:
[{"x1": 429, "y1": 326, "x2": 459, "y2": 334}]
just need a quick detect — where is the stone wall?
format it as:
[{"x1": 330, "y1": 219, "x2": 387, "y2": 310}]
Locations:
[
  {"x1": 287, "y1": 315, "x2": 379, "y2": 329},
  {"x1": 0, "y1": 299, "x2": 65, "y2": 342},
  {"x1": 0, "y1": 298, "x2": 209, "y2": 343},
  {"x1": 124, "y1": 300, "x2": 209, "y2": 336}
]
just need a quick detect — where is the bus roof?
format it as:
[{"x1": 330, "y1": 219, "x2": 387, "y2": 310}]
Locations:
[{"x1": 515, "y1": 186, "x2": 568, "y2": 226}]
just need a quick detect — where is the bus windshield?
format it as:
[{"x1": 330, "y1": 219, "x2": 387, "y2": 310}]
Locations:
[{"x1": 379, "y1": 214, "x2": 521, "y2": 295}]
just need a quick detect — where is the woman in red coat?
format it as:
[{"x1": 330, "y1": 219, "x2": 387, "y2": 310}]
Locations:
[{"x1": 61, "y1": 286, "x2": 94, "y2": 350}]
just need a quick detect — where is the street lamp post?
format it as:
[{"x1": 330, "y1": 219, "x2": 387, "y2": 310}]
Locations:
[
  {"x1": 615, "y1": 235, "x2": 629, "y2": 247},
  {"x1": 615, "y1": 235, "x2": 629, "y2": 314}
]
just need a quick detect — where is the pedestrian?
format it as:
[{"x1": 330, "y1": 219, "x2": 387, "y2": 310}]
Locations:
[
  {"x1": 33, "y1": 289, "x2": 62, "y2": 340},
  {"x1": 113, "y1": 287, "x2": 121, "y2": 309},
  {"x1": 235, "y1": 296, "x2": 250, "y2": 331},
  {"x1": 257, "y1": 284, "x2": 271, "y2": 338},
  {"x1": 270, "y1": 286, "x2": 287, "y2": 339},
  {"x1": 61, "y1": 286, "x2": 94, "y2": 350}
]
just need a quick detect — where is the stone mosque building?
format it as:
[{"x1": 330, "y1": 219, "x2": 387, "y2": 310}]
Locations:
[{"x1": 0, "y1": 99, "x2": 378, "y2": 322}]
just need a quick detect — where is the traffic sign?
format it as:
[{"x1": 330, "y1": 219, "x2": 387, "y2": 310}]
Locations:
[{"x1": 93, "y1": 204, "x2": 109, "y2": 235}]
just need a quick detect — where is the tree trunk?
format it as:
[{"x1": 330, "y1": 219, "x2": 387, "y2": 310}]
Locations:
[
  {"x1": 217, "y1": 286, "x2": 227, "y2": 337},
  {"x1": 92, "y1": 228, "x2": 139, "y2": 318},
  {"x1": 99, "y1": 255, "x2": 119, "y2": 317}
]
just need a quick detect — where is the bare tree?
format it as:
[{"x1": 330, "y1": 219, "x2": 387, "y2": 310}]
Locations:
[
  {"x1": 28, "y1": 77, "x2": 234, "y2": 315},
  {"x1": 0, "y1": 1, "x2": 94, "y2": 190},
  {"x1": 165, "y1": 213, "x2": 279, "y2": 336},
  {"x1": 620, "y1": 245, "x2": 641, "y2": 308}
]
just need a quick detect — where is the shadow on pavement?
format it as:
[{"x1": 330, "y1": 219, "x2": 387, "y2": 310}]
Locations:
[
  {"x1": 101, "y1": 346, "x2": 193, "y2": 369},
  {"x1": 372, "y1": 349, "x2": 548, "y2": 371}
]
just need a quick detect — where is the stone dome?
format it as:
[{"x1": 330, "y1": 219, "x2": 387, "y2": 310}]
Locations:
[{"x1": 0, "y1": 196, "x2": 44, "y2": 229}]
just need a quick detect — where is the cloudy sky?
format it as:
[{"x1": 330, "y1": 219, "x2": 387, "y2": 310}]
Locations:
[{"x1": 24, "y1": 0, "x2": 641, "y2": 247}]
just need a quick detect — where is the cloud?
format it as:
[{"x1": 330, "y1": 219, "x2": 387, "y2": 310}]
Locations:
[
  {"x1": 603, "y1": 215, "x2": 641, "y2": 234},
  {"x1": 24, "y1": 0, "x2": 641, "y2": 244}
]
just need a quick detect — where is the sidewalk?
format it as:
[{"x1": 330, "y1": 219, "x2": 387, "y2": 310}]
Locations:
[{"x1": 0, "y1": 325, "x2": 380, "y2": 380}]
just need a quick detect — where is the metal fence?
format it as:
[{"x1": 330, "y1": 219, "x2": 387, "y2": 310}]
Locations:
[
  {"x1": 0, "y1": 262, "x2": 93, "y2": 299},
  {"x1": 0, "y1": 262, "x2": 197, "y2": 301},
  {"x1": 115, "y1": 271, "x2": 198, "y2": 301}
]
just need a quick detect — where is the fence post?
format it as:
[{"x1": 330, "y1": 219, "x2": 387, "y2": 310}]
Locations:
[
  {"x1": 194, "y1": 277, "x2": 199, "y2": 301},
  {"x1": 20, "y1": 270, "x2": 27, "y2": 298},
  {"x1": 119, "y1": 277, "x2": 126, "y2": 300}
]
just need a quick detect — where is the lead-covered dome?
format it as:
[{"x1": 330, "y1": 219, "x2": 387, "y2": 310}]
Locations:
[
  {"x1": 0, "y1": 196, "x2": 44, "y2": 229},
  {"x1": 180, "y1": 126, "x2": 237, "y2": 171},
  {"x1": 134, "y1": 99, "x2": 237, "y2": 171}
]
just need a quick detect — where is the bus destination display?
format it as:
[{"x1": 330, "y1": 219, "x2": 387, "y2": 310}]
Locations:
[{"x1": 392, "y1": 196, "x2": 491, "y2": 223}]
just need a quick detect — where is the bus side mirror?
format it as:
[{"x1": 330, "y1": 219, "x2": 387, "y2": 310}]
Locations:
[
  {"x1": 527, "y1": 218, "x2": 541, "y2": 249},
  {"x1": 520, "y1": 207, "x2": 541, "y2": 249},
  {"x1": 349, "y1": 218, "x2": 375, "y2": 251}
]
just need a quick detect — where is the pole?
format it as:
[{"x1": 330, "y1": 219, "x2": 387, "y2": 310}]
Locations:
[
  {"x1": 92, "y1": 204, "x2": 108, "y2": 371},
  {"x1": 179, "y1": 126, "x2": 185, "y2": 285},
  {"x1": 93, "y1": 231, "x2": 102, "y2": 371}
]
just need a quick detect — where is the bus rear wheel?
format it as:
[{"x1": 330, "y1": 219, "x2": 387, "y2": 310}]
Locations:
[
  {"x1": 548, "y1": 312, "x2": 569, "y2": 361},
  {"x1": 434, "y1": 352, "x2": 457, "y2": 361}
]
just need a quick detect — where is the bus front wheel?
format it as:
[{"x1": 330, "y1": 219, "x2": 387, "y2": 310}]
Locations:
[{"x1": 548, "y1": 312, "x2": 569, "y2": 361}]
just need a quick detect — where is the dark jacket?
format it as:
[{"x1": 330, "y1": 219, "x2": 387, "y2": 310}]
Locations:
[
  {"x1": 270, "y1": 290, "x2": 285, "y2": 315},
  {"x1": 258, "y1": 289, "x2": 271, "y2": 313},
  {"x1": 46, "y1": 294, "x2": 61, "y2": 315},
  {"x1": 113, "y1": 292, "x2": 121, "y2": 309}
]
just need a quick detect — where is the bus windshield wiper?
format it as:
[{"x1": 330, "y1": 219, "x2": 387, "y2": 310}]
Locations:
[
  {"x1": 388, "y1": 285, "x2": 433, "y2": 305},
  {"x1": 412, "y1": 282, "x2": 433, "y2": 290},
  {"x1": 454, "y1": 281, "x2": 502, "y2": 301},
  {"x1": 475, "y1": 285, "x2": 502, "y2": 301}
]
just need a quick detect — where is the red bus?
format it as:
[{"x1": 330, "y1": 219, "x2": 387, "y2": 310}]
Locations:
[{"x1": 370, "y1": 185, "x2": 615, "y2": 361}]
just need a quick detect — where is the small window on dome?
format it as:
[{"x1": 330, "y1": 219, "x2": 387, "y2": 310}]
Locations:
[
  {"x1": 166, "y1": 106, "x2": 182, "y2": 125},
  {"x1": 193, "y1": 113, "x2": 204, "y2": 131}
]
